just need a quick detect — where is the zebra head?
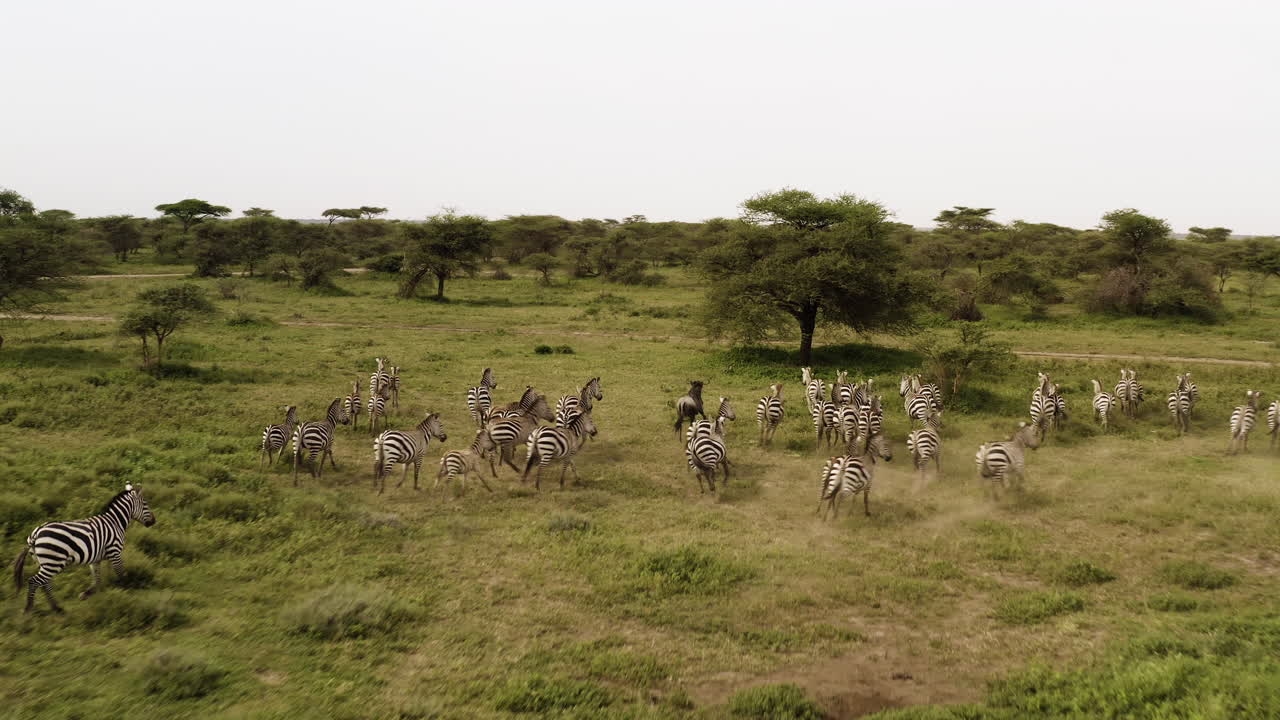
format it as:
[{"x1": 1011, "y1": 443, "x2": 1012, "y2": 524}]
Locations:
[
  {"x1": 471, "y1": 428, "x2": 497, "y2": 455},
  {"x1": 716, "y1": 397, "x2": 736, "y2": 422},
  {"x1": 327, "y1": 397, "x2": 352, "y2": 425},
  {"x1": 770, "y1": 383, "x2": 783, "y2": 399},
  {"x1": 375, "y1": 357, "x2": 385, "y2": 372},
  {"x1": 481, "y1": 367, "x2": 496, "y2": 389},
  {"x1": 585, "y1": 376, "x2": 602, "y2": 402},
  {"x1": 801, "y1": 367, "x2": 813, "y2": 385},
  {"x1": 898, "y1": 376, "x2": 911, "y2": 397},
  {"x1": 415, "y1": 413, "x2": 446, "y2": 442},
  {"x1": 570, "y1": 411, "x2": 597, "y2": 439},
  {"x1": 836, "y1": 370, "x2": 848, "y2": 386},
  {"x1": 1091, "y1": 379, "x2": 1103, "y2": 395},
  {"x1": 125, "y1": 484, "x2": 156, "y2": 527},
  {"x1": 1015, "y1": 422, "x2": 1042, "y2": 450},
  {"x1": 861, "y1": 431, "x2": 892, "y2": 463}
]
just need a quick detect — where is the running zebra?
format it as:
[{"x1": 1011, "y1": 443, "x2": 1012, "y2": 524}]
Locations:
[
  {"x1": 467, "y1": 368, "x2": 498, "y2": 426},
  {"x1": 344, "y1": 379, "x2": 362, "y2": 432},
  {"x1": 1167, "y1": 377, "x2": 1193, "y2": 435},
  {"x1": 817, "y1": 430, "x2": 893, "y2": 519},
  {"x1": 523, "y1": 411, "x2": 598, "y2": 490},
  {"x1": 801, "y1": 367, "x2": 826, "y2": 413},
  {"x1": 756, "y1": 383, "x2": 784, "y2": 446},
  {"x1": 556, "y1": 376, "x2": 603, "y2": 428},
  {"x1": 857, "y1": 395, "x2": 884, "y2": 443},
  {"x1": 1029, "y1": 373, "x2": 1057, "y2": 435},
  {"x1": 13, "y1": 484, "x2": 155, "y2": 613},
  {"x1": 1228, "y1": 390, "x2": 1261, "y2": 454},
  {"x1": 369, "y1": 357, "x2": 392, "y2": 399},
  {"x1": 492, "y1": 386, "x2": 555, "y2": 421},
  {"x1": 811, "y1": 399, "x2": 840, "y2": 448},
  {"x1": 1091, "y1": 380, "x2": 1117, "y2": 431},
  {"x1": 260, "y1": 405, "x2": 298, "y2": 466},
  {"x1": 906, "y1": 410, "x2": 943, "y2": 478},
  {"x1": 686, "y1": 423, "x2": 729, "y2": 493},
  {"x1": 900, "y1": 375, "x2": 932, "y2": 425},
  {"x1": 373, "y1": 412, "x2": 448, "y2": 494},
  {"x1": 975, "y1": 422, "x2": 1041, "y2": 498},
  {"x1": 687, "y1": 397, "x2": 736, "y2": 443},
  {"x1": 851, "y1": 379, "x2": 873, "y2": 411},
  {"x1": 673, "y1": 380, "x2": 706, "y2": 439},
  {"x1": 293, "y1": 398, "x2": 352, "y2": 484},
  {"x1": 831, "y1": 371, "x2": 852, "y2": 405},
  {"x1": 1179, "y1": 372, "x2": 1199, "y2": 415},
  {"x1": 437, "y1": 428, "x2": 499, "y2": 493},
  {"x1": 367, "y1": 385, "x2": 391, "y2": 435},
  {"x1": 388, "y1": 365, "x2": 402, "y2": 411},
  {"x1": 1267, "y1": 398, "x2": 1279, "y2": 450},
  {"x1": 1115, "y1": 369, "x2": 1144, "y2": 418},
  {"x1": 486, "y1": 393, "x2": 555, "y2": 474}
]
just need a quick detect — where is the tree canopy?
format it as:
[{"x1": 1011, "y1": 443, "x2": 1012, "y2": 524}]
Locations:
[
  {"x1": 0, "y1": 188, "x2": 36, "y2": 219},
  {"x1": 399, "y1": 212, "x2": 493, "y2": 300},
  {"x1": 155, "y1": 199, "x2": 232, "y2": 232},
  {"x1": 119, "y1": 285, "x2": 215, "y2": 367},
  {"x1": 1188, "y1": 226, "x2": 1232, "y2": 243},
  {"x1": 0, "y1": 190, "x2": 96, "y2": 317}
]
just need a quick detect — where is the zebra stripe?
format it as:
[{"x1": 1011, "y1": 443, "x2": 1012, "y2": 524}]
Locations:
[
  {"x1": 1091, "y1": 380, "x2": 1116, "y2": 431},
  {"x1": 975, "y1": 423, "x2": 1040, "y2": 496},
  {"x1": 369, "y1": 357, "x2": 392, "y2": 399},
  {"x1": 687, "y1": 397, "x2": 735, "y2": 443},
  {"x1": 367, "y1": 391, "x2": 391, "y2": 435},
  {"x1": 556, "y1": 376, "x2": 603, "y2": 428},
  {"x1": 906, "y1": 411, "x2": 943, "y2": 476},
  {"x1": 344, "y1": 379, "x2": 362, "y2": 432},
  {"x1": 14, "y1": 485, "x2": 155, "y2": 613},
  {"x1": 1167, "y1": 379, "x2": 1192, "y2": 435},
  {"x1": 438, "y1": 428, "x2": 499, "y2": 493},
  {"x1": 372, "y1": 413, "x2": 447, "y2": 493},
  {"x1": 388, "y1": 366, "x2": 401, "y2": 411},
  {"x1": 467, "y1": 367, "x2": 497, "y2": 426},
  {"x1": 293, "y1": 398, "x2": 352, "y2": 484},
  {"x1": 817, "y1": 431, "x2": 892, "y2": 519},
  {"x1": 1029, "y1": 373, "x2": 1058, "y2": 434},
  {"x1": 756, "y1": 384, "x2": 784, "y2": 446},
  {"x1": 260, "y1": 405, "x2": 298, "y2": 466},
  {"x1": 811, "y1": 400, "x2": 840, "y2": 448},
  {"x1": 1228, "y1": 390, "x2": 1261, "y2": 454},
  {"x1": 686, "y1": 432, "x2": 728, "y2": 493},
  {"x1": 486, "y1": 393, "x2": 555, "y2": 475},
  {"x1": 1266, "y1": 399, "x2": 1279, "y2": 450},
  {"x1": 523, "y1": 412, "x2": 598, "y2": 490}
]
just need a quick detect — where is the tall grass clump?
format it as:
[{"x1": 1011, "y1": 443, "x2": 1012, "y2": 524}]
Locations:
[
  {"x1": 728, "y1": 683, "x2": 824, "y2": 719},
  {"x1": 994, "y1": 591, "x2": 1085, "y2": 625},
  {"x1": 141, "y1": 648, "x2": 227, "y2": 700},
  {"x1": 1159, "y1": 560, "x2": 1237, "y2": 590},
  {"x1": 629, "y1": 547, "x2": 752, "y2": 598},
  {"x1": 493, "y1": 675, "x2": 613, "y2": 714},
  {"x1": 283, "y1": 583, "x2": 416, "y2": 640},
  {"x1": 79, "y1": 590, "x2": 190, "y2": 635}
]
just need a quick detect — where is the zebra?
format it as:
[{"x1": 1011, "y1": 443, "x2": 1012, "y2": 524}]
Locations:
[
  {"x1": 857, "y1": 395, "x2": 884, "y2": 443},
  {"x1": 1114, "y1": 369, "x2": 1132, "y2": 418},
  {"x1": 523, "y1": 411, "x2": 598, "y2": 491},
  {"x1": 686, "y1": 422, "x2": 729, "y2": 493},
  {"x1": 1029, "y1": 373, "x2": 1057, "y2": 435},
  {"x1": 1267, "y1": 399, "x2": 1280, "y2": 450},
  {"x1": 388, "y1": 365, "x2": 401, "y2": 411},
  {"x1": 1167, "y1": 378, "x2": 1192, "y2": 435},
  {"x1": 901, "y1": 375, "x2": 932, "y2": 425},
  {"x1": 367, "y1": 384, "x2": 391, "y2": 435},
  {"x1": 756, "y1": 383, "x2": 784, "y2": 446},
  {"x1": 975, "y1": 422, "x2": 1041, "y2": 498},
  {"x1": 686, "y1": 397, "x2": 736, "y2": 443},
  {"x1": 801, "y1": 367, "x2": 826, "y2": 413},
  {"x1": 673, "y1": 380, "x2": 706, "y2": 439},
  {"x1": 837, "y1": 403, "x2": 862, "y2": 446},
  {"x1": 1228, "y1": 390, "x2": 1262, "y2": 454},
  {"x1": 811, "y1": 399, "x2": 840, "y2": 448},
  {"x1": 293, "y1": 397, "x2": 352, "y2": 484},
  {"x1": 260, "y1": 405, "x2": 298, "y2": 466},
  {"x1": 918, "y1": 376, "x2": 943, "y2": 412},
  {"x1": 851, "y1": 379, "x2": 873, "y2": 411},
  {"x1": 556, "y1": 376, "x2": 603, "y2": 428},
  {"x1": 373, "y1": 412, "x2": 448, "y2": 494},
  {"x1": 1115, "y1": 369, "x2": 1144, "y2": 418},
  {"x1": 492, "y1": 386, "x2": 555, "y2": 421},
  {"x1": 817, "y1": 430, "x2": 893, "y2": 519},
  {"x1": 369, "y1": 357, "x2": 392, "y2": 399},
  {"x1": 467, "y1": 367, "x2": 498, "y2": 426},
  {"x1": 437, "y1": 428, "x2": 499, "y2": 493},
  {"x1": 344, "y1": 378, "x2": 363, "y2": 432},
  {"x1": 906, "y1": 410, "x2": 943, "y2": 478},
  {"x1": 486, "y1": 393, "x2": 555, "y2": 474},
  {"x1": 831, "y1": 370, "x2": 852, "y2": 405},
  {"x1": 1179, "y1": 372, "x2": 1199, "y2": 415},
  {"x1": 13, "y1": 484, "x2": 155, "y2": 613},
  {"x1": 1091, "y1": 380, "x2": 1117, "y2": 431}
]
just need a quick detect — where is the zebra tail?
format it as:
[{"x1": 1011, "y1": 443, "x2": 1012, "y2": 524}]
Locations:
[{"x1": 13, "y1": 544, "x2": 29, "y2": 592}]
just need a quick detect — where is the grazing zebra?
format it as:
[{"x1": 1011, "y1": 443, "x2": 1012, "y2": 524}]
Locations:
[
  {"x1": 13, "y1": 484, "x2": 155, "y2": 613},
  {"x1": 523, "y1": 411, "x2": 598, "y2": 491},
  {"x1": 817, "y1": 430, "x2": 893, "y2": 519},
  {"x1": 372, "y1": 412, "x2": 448, "y2": 493},
  {"x1": 556, "y1": 376, "x2": 603, "y2": 428},
  {"x1": 907, "y1": 410, "x2": 943, "y2": 478},
  {"x1": 367, "y1": 385, "x2": 391, "y2": 435},
  {"x1": 437, "y1": 428, "x2": 499, "y2": 493},
  {"x1": 486, "y1": 394, "x2": 555, "y2": 474},
  {"x1": 260, "y1": 405, "x2": 298, "y2": 466},
  {"x1": 1091, "y1": 380, "x2": 1117, "y2": 431},
  {"x1": 756, "y1": 383, "x2": 784, "y2": 446},
  {"x1": 1167, "y1": 378, "x2": 1192, "y2": 435},
  {"x1": 975, "y1": 422, "x2": 1041, "y2": 498},
  {"x1": 801, "y1": 367, "x2": 827, "y2": 413},
  {"x1": 687, "y1": 397, "x2": 736, "y2": 443},
  {"x1": 1029, "y1": 373, "x2": 1057, "y2": 435},
  {"x1": 810, "y1": 399, "x2": 840, "y2": 448},
  {"x1": 293, "y1": 398, "x2": 352, "y2": 484},
  {"x1": 1267, "y1": 399, "x2": 1279, "y2": 450},
  {"x1": 344, "y1": 379, "x2": 362, "y2": 432},
  {"x1": 673, "y1": 380, "x2": 706, "y2": 439},
  {"x1": 1228, "y1": 390, "x2": 1261, "y2": 454},
  {"x1": 686, "y1": 424, "x2": 729, "y2": 493},
  {"x1": 467, "y1": 368, "x2": 498, "y2": 426},
  {"x1": 901, "y1": 375, "x2": 932, "y2": 425},
  {"x1": 369, "y1": 357, "x2": 392, "y2": 399},
  {"x1": 388, "y1": 365, "x2": 401, "y2": 411}
]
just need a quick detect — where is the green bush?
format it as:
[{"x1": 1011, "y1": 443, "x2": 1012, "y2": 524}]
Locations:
[
  {"x1": 493, "y1": 675, "x2": 613, "y2": 714},
  {"x1": 1053, "y1": 561, "x2": 1116, "y2": 587},
  {"x1": 192, "y1": 493, "x2": 261, "y2": 521},
  {"x1": 283, "y1": 583, "x2": 415, "y2": 640},
  {"x1": 630, "y1": 547, "x2": 752, "y2": 598},
  {"x1": 0, "y1": 492, "x2": 45, "y2": 537},
  {"x1": 534, "y1": 345, "x2": 553, "y2": 355},
  {"x1": 364, "y1": 253, "x2": 403, "y2": 274},
  {"x1": 1158, "y1": 560, "x2": 1237, "y2": 590},
  {"x1": 728, "y1": 683, "x2": 823, "y2": 719},
  {"x1": 993, "y1": 592, "x2": 1085, "y2": 625},
  {"x1": 545, "y1": 513, "x2": 592, "y2": 534},
  {"x1": 80, "y1": 590, "x2": 189, "y2": 635},
  {"x1": 141, "y1": 648, "x2": 226, "y2": 700},
  {"x1": 1147, "y1": 593, "x2": 1203, "y2": 612}
]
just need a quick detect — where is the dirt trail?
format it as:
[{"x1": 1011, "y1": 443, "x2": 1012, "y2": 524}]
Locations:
[
  {"x1": 4, "y1": 313, "x2": 1274, "y2": 367},
  {"x1": 81, "y1": 268, "x2": 368, "y2": 279}
]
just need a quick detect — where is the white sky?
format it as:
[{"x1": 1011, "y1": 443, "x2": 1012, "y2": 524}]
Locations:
[{"x1": 3, "y1": 0, "x2": 1277, "y2": 233}]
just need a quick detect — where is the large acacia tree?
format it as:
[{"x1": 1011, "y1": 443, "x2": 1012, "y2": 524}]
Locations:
[
  {"x1": 698, "y1": 189, "x2": 918, "y2": 364},
  {"x1": 399, "y1": 211, "x2": 492, "y2": 300},
  {"x1": 154, "y1": 199, "x2": 231, "y2": 232}
]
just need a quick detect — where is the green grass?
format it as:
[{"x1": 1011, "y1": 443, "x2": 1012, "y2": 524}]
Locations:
[{"x1": 1, "y1": 264, "x2": 1277, "y2": 717}]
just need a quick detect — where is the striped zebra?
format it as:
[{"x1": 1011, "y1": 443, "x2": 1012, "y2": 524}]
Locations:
[
  {"x1": 486, "y1": 393, "x2": 555, "y2": 474},
  {"x1": 523, "y1": 411, "x2": 598, "y2": 491},
  {"x1": 1178, "y1": 372, "x2": 1199, "y2": 414},
  {"x1": 260, "y1": 405, "x2": 298, "y2": 466},
  {"x1": 687, "y1": 397, "x2": 736, "y2": 443},
  {"x1": 293, "y1": 397, "x2": 352, "y2": 484},
  {"x1": 344, "y1": 379, "x2": 362, "y2": 432},
  {"x1": 817, "y1": 430, "x2": 893, "y2": 519},
  {"x1": 367, "y1": 385, "x2": 391, "y2": 435},
  {"x1": 372, "y1": 412, "x2": 448, "y2": 494},
  {"x1": 492, "y1": 386, "x2": 555, "y2": 421},
  {"x1": 556, "y1": 376, "x2": 603, "y2": 428},
  {"x1": 1228, "y1": 390, "x2": 1262, "y2": 454},
  {"x1": 975, "y1": 422, "x2": 1041, "y2": 498},
  {"x1": 1029, "y1": 373, "x2": 1057, "y2": 435},
  {"x1": 369, "y1": 357, "x2": 392, "y2": 399},
  {"x1": 856, "y1": 395, "x2": 884, "y2": 444},
  {"x1": 467, "y1": 368, "x2": 498, "y2": 426},
  {"x1": 837, "y1": 403, "x2": 862, "y2": 446},
  {"x1": 1115, "y1": 369, "x2": 1144, "y2": 418},
  {"x1": 437, "y1": 428, "x2": 499, "y2": 493},
  {"x1": 1267, "y1": 399, "x2": 1279, "y2": 450},
  {"x1": 13, "y1": 484, "x2": 155, "y2": 613},
  {"x1": 900, "y1": 375, "x2": 932, "y2": 425},
  {"x1": 801, "y1": 367, "x2": 827, "y2": 414},
  {"x1": 673, "y1": 380, "x2": 706, "y2": 439},
  {"x1": 756, "y1": 384, "x2": 784, "y2": 446},
  {"x1": 1167, "y1": 377, "x2": 1192, "y2": 435},
  {"x1": 831, "y1": 371, "x2": 852, "y2": 405},
  {"x1": 906, "y1": 410, "x2": 943, "y2": 478},
  {"x1": 1091, "y1": 380, "x2": 1117, "y2": 431},
  {"x1": 918, "y1": 376, "x2": 943, "y2": 412},
  {"x1": 686, "y1": 421, "x2": 729, "y2": 493},
  {"x1": 388, "y1": 365, "x2": 401, "y2": 411},
  {"x1": 811, "y1": 399, "x2": 840, "y2": 448},
  {"x1": 851, "y1": 379, "x2": 873, "y2": 411}
]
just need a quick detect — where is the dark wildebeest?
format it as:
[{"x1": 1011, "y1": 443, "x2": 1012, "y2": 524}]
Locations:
[{"x1": 673, "y1": 380, "x2": 706, "y2": 439}]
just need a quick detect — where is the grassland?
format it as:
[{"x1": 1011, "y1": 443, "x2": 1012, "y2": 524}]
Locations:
[{"x1": 0, "y1": 262, "x2": 1277, "y2": 719}]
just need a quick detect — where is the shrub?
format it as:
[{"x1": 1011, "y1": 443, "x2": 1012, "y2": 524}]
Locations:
[
  {"x1": 225, "y1": 311, "x2": 267, "y2": 327},
  {"x1": 630, "y1": 547, "x2": 752, "y2": 598},
  {"x1": 1053, "y1": 561, "x2": 1116, "y2": 587},
  {"x1": 283, "y1": 583, "x2": 415, "y2": 640},
  {"x1": 546, "y1": 513, "x2": 592, "y2": 534},
  {"x1": 554, "y1": 345, "x2": 574, "y2": 354},
  {"x1": 364, "y1": 253, "x2": 404, "y2": 274},
  {"x1": 1147, "y1": 593, "x2": 1202, "y2": 612},
  {"x1": 493, "y1": 675, "x2": 613, "y2": 714},
  {"x1": 80, "y1": 590, "x2": 189, "y2": 634},
  {"x1": 728, "y1": 683, "x2": 823, "y2": 720},
  {"x1": 141, "y1": 649, "x2": 226, "y2": 700},
  {"x1": 1158, "y1": 561, "x2": 1236, "y2": 590},
  {"x1": 192, "y1": 493, "x2": 261, "y2": 521},
  {"x1": 606, "y1": 260, "x2": 665, "y2": 286},
  {"x1": 490, "y1": 263, "x2": 513, "y2": 280},
  {"x1": 534, "y1": 345, "x2": 553, "y2": 355},
  {"x1": 993, "y1": 592, "x2": 1084, "y2": 625},
  {"x1": 0, "y1": 493, "x2": 45, "y2": 537}
]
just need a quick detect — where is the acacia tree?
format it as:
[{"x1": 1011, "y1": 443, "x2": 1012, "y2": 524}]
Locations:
[
  {"x1": 119, "y1": 285, "x2": 214, "y2": 367},
  {"x1": 699, "y1": 189, "x2": 918, "y2": 365},
  {"x1": 0, "y1": 188, "x2": 36, "y2": 218},
  {"x1": 934, "y1": 206, "x2": 1003, "y2": 274},
  {"x1": 524, "y1": 252, "x2": 559, "y2": 285},
  {"x1": 154, "y1": 199, "x2": 231, "y2": 232},
  {"x1": 495, "y1": 215, "x2": 572, "y2": 263},
  {"x1": 358, "y1": 206, "x2": 388, "y2": 219},
  {"x1": 399, "y1": 211, "x2": 492, "y2": 300},
  {"x1": 243, "y1": 207, "x2": 275, "y2": 217},
  {"x1": 1188, "y1": 226, "x2": 1232, "y2": 243},
  {"x1": 93, "y1": 215, "x2": 144, "y2": 262},
  {"x1": 0, "y1": 190, "x2": 96, "y2": 324},
  {"x1": 321, "y1": 208, "x2": 360, "y2": 225},
  {"x1": 1100, "y1": 208, "x2": 1172, "y2": 276}
]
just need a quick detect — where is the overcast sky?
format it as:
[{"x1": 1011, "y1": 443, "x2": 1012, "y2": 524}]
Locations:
[{"x1": 4, "y1": 0, "x2": 1277, "y2": 233}]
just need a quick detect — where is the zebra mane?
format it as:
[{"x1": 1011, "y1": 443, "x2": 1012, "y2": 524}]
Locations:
[{"x1": 99, "y1": 489, "x2": 134, "y2": 514}]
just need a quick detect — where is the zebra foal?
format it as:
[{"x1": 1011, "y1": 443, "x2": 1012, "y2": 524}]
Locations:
[
  {"x1": 975, "y1": 422, "x2": 1041, "y2": 498},
  {"x1": 260, "y1": 405, "x2": 298, "y2": 466},
  {"x1": 293, "y1": 398, "x2": 352, "y2": 484},
  {"x1": 1228, "y1": 390, "x2": 1261, "y2": 454},
  {"x1": 438, "y1": 428, "x2": 500, "y2": 493},
  {"x1": 1091, "y1": 380, "x2": 1117, "y2": 431},
  {"x1": 906, "y1": 410, "x2": 943, "y2": 478}
]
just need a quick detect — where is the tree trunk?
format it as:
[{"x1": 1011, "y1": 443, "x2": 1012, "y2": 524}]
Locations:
[
  {"x1": 435, "y1": 273, "x2": 446, "y2": 300},
  {"x1": 154, "y1": 335, "x2": 164, "y2": 367},
  {"x1": 796, "y1": 304, "x2": 818, "y2": 366}
]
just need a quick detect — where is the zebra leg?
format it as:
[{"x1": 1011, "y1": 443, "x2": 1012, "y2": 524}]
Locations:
[
  {"x1": 412, "y1": 460, "x2": 423, "y2": 491},
  {"x1": 863, "y1": 489, "x2": 871, "y2": 517},
  {"x1": 397, "y1": 462, "x2": 409, "y2": 489},
  {"x1": 502, "y1": 446, "x2": 523, "y2": 474},
  {"x1": 559, "y1": 461, "x2": 569, "y2": 489},
  {"x1": 79, "y1": 563, "x2": 102, "y2": 600},
  {"x1": 328, "y1": 448, "x2": 339, "y2": 470},
  {"x1": 39, "y1": 577, "x2": 63, "y2": 613}
]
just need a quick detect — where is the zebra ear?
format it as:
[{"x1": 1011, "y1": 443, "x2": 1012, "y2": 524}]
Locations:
[{"x1": 125, "y1": 483, "x2": 133, "y2": 492}]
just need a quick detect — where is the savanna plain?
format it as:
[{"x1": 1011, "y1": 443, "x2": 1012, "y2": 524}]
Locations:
[{"x1": 2, "y1": 261, "x2": 1279, "y2": 720}]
